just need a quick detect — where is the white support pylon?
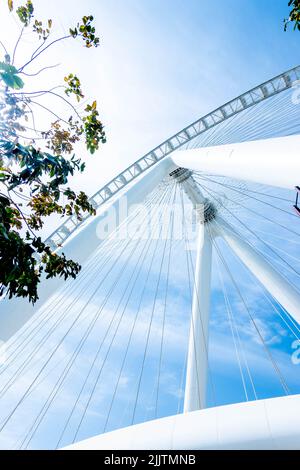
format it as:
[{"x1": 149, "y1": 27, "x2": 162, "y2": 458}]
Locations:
[
  {"x1": 175, "y1": 171, "x2": 213, "y2": 412},
  {"x1": 183, "y1": 222, "x2": 212, "y2": 412},
  {"x1": 171, "y1": 134, "x2": 300, "y2": 190},
  {"x1": 214, "y1": 216, "x2": 300, "y2": 326}
]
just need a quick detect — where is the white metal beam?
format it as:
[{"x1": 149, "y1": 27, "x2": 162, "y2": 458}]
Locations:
[
  {"x1": 214, "y1": 217, "x2": 300, "y2": 325},
  {"x1": 184, "y1": 223, "x2": 212, "y2": 412},
  {"x1": 179, "y1": 176, "x2": 212, "y2": 412},
  {"x1": 171, "y1": 134, "x2": 300, "y2": 190}
]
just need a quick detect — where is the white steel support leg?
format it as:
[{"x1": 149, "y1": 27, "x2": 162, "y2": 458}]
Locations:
[
  {"x1": 184, "y1": 222, "x2": 212, "y2": 412},
  {"x1": 179, "y1": 175, "x2": 213, "y2": 412},
  {"x1": 215, "y1": 217, "x2": 300, "y2": 325},
  {"x1": 171, "y1": 134, "x2": 300, "y2": 190}
]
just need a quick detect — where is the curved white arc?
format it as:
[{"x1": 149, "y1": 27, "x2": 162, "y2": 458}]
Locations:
[
  {"x1": 0, "y1": 157, "x2": 174, "y2": 342},
  {"x1": 45, "y1": 65, "x2": 300, "y2": 250},
  {"x1": 184, "y1": 223, "x2": 212, "y2": 412},
  {"x1": 214, "y1": 217, "x2": 300, "y2": 326},
  {"x1": 64, "y1": 394, "x2": 300, "y2": 450},
  {"x1": 171, "y1": 134, "x2": 300, "y2": 190}
]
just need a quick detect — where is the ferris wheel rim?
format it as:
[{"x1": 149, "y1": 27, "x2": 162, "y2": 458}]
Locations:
[{"x1": 45, "y1": 64, "x2": 300, "y2": 251}]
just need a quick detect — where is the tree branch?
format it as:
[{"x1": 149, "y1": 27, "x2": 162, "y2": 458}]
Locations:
[
  {"x1": 29, "y1": 100, "x2": 69, "y2": 125},
  {"x1": 11, "y1": 87, "x2": 82, "y2": 120},
  {"x1": 30, "y1": 38, "x2": 47, "y2": 61},
  {"x1": 22, "y1": 100, "x2": 37, "y2": 134},
  {"x1": 13, "y1": 133, "x2": 44, "y2": 141},
  {"x1": 20, "y1": 63, "x2": 60, "y2": 77},
  {"x1": 12, "y1": 26, "x2": 24, "y2": 65},
  {"x1": 19, "y1": 35, "x2": 71, "y2": 72},
  {"x1": 10, "y1": 85, "x2": 64, "y2": 97},
  {"x1": 0, "y1": 40, "x2": 8, "y2": 56},
  {"x1": 11, "y1": 188, "x2": 31, "y2": 202},
  {"x1": 40, "y1": 90, "x2": 82, "y2": 120}
]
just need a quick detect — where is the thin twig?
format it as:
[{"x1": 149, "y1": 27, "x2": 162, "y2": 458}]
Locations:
[
  {"x1": 13, "y1": 133, "x2": 44, "y2": 141},
  {"x1": 30, "y1": 38, "x2": 47, "y2": 61},
  {"x1": 30, "y1": 100, "x2": 69, "y2": 125},
  {"x1": 22, "y1": 124, "x2": 45, "y2": 134},
  {"x1": 40, "y1": 90, "x2": 81, "y2": 119},
  {"x1": 22, "y1": 101, "x2": 37, "y2": 134},
  {"x1": 19, "y1": 35, "x2": 71, "y2": 72},
  {"x1": 12, "y1": 26, "x2": 24, "y2": 65},
  {"x1": 9, "y1": 86, "x2": 63, "y2": 96},
  {"x1": 11, "y1": 188, "x2": 31, "y2": 202},
  {"x1": 12, "y1": 88, "x2": 82, "y2": 120},
  {"x1": 20, "y1": 63, "x2": 60, "y2": 77},
  {"x1": 0, "y1": 40, "x2": 8, "y2": 56}
]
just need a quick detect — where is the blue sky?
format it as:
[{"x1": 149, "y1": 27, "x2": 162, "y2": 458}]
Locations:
[
  {"x1": 0, "y1": 0, "x2": 300, "y2": 449},
  {"x1": 2, "y1": 0, "x2": 299, "y2": 201}
]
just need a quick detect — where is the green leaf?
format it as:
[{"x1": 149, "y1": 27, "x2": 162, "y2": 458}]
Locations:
[
  {"x1": 0, "y1": 71, "x2": 24, "y2": 89},
  {"x1": 12, "y1": 75, "x2": 24, "y2": 89},
  {"x1": 0, "y1": 62, "x2": 18, "y2": 74},
  {"x1": 0, "y1": 72, "x2": 15, "y2": 88},
  {"x1": 0, "y1": 62, "x2": 24, "y2": 89}
]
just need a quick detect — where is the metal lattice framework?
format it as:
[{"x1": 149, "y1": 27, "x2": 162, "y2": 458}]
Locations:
[
  {"x1": 45, "y1": 65, "x2": 300, "y2": 250},
  {"x1": 1, "y1": 64, "x2": 300, "y2": 451}
]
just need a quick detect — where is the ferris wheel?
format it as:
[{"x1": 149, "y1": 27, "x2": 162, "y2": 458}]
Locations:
[{"x1": 0, "y1": 66, "x2": 300, "y2": 449}]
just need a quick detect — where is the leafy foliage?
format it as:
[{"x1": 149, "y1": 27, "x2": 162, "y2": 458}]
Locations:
[
  {"x1": 69, "y1": 15, "x2": 100, "y2": 48},
  {"x1": 16, "y1": 0, "x2": 34, "y2": 27},
  {"x1": 33, "y1": 18, "x2": 53, "y2": 40},
  {"x1": 0, "y1": 194, "x2": 81, "y2": 303},
  {"x1": 64, "y1": 74, "x2": 84, "y2": 101},
  {"x1": 43, "y1": 120, "x2": 81, "y2": 155},
  {"x1": 1, "y1": 1, "x2": 106, "y2": 303},
  {"x1": 284, "y1": 0, "x2": 300, "y2": 31},
  {"x1": 0, "y1": 141, "x2": 86, "y2": 189},
  {"x1": 83, "y1": 101, "x2": 106, "y2": 153},
  {"x1": 0, "y1": 195, "x2": 40, "y2": 303}
]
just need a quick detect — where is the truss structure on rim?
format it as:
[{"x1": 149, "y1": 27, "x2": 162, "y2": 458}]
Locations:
[{"x1": 45, "y1": 65, "x2": 300, "y2": 250}]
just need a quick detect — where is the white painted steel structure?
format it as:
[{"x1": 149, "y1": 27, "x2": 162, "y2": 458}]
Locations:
[
  {"x1": 44, "y1": 65, "x2": 300, "y2": 251},
  {"x1": 172, "y1": 134, "x2": 300, "y2": 190},
  {"x1": 65, "y1": 394, "x2": 300, "y2": 450},
  {"x1": 178, "y1": 176, "x2": 213, "y2": 412},
  {"x1": 183, "y1": 223, "x2": 212, "y2": 412},
  {"x1": 1, "y1": 133, "x2": 300, "y2": 342},
  {"x1": 215, "y1": 217, "x2": 300, "y2": 325},
  {"x1": 1, "y1": 66, "x2": 300, "y2": 449},
  {"x1": 68, "y1": 130, "x2": 300, "y2": 449}
]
